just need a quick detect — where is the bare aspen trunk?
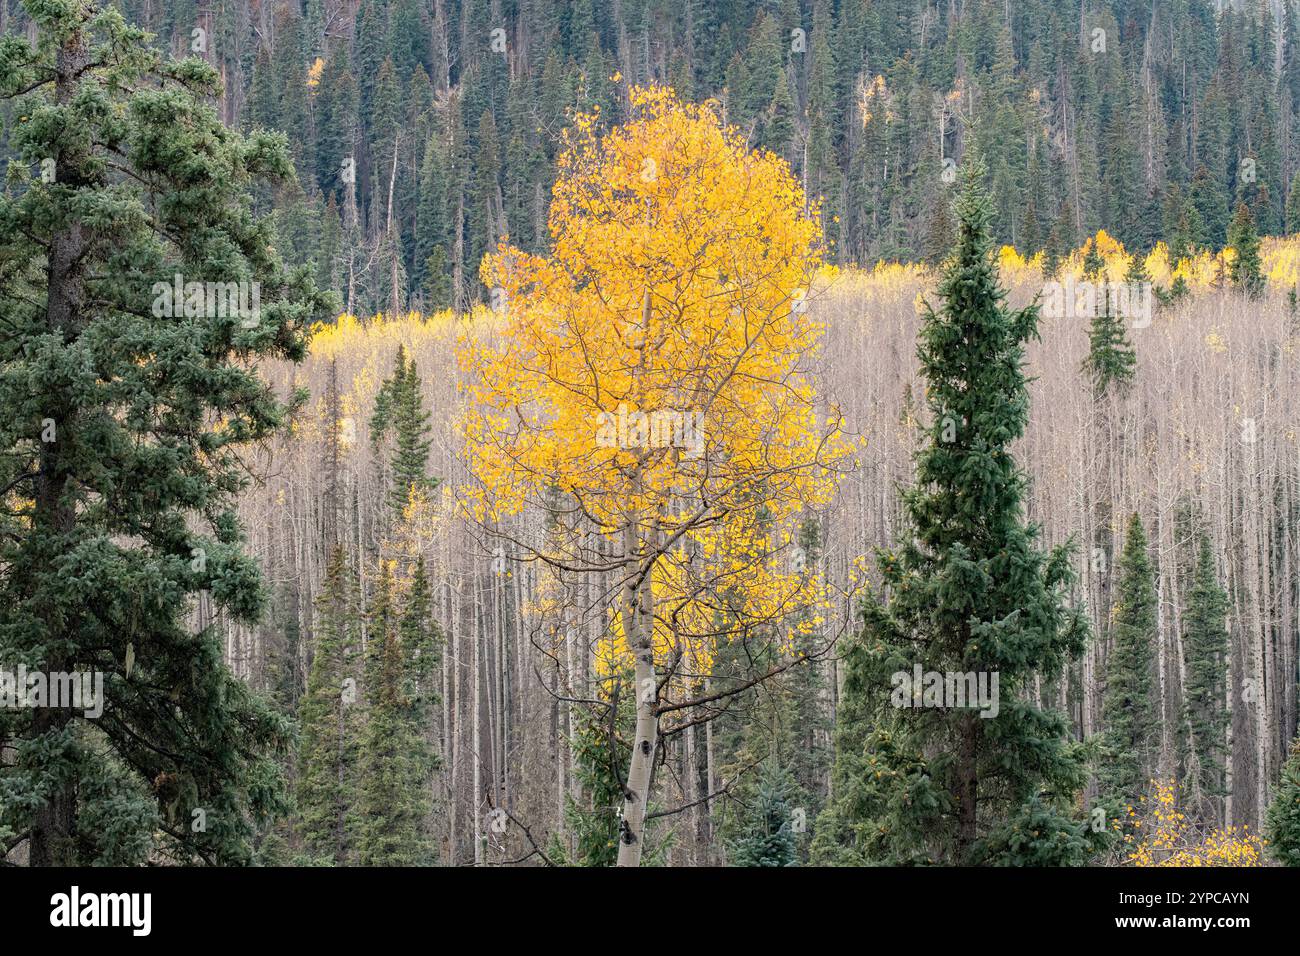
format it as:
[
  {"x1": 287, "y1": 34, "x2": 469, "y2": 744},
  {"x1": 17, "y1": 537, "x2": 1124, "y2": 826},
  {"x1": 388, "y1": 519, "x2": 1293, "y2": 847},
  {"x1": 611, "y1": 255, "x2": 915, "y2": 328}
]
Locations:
[
  {"x1": 489, "y1": 557, "x2": 502, "y2": 816},
  {"x1": 472, "y1": 564, "x2": 483, "y2": 865},
  {"x1": 442, "y1": 563, "x2": 455, "y2": 863},
  {"x1": 705, "y1": 684, "x2": 716, "y2": 860},
  {"x1": 616, "y1": 512, "x2": 658, "y2": 866},
  {"x1": 387, "y1": 137, "x2": 400, "y2": 317},
  {"x1": 685, "y1": 717, "x2": 699, "y2": 866}
]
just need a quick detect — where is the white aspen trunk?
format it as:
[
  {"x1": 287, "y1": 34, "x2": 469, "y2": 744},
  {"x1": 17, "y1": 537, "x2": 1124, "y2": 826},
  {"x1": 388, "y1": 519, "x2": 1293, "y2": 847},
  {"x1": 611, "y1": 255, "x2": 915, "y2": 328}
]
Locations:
[
  {"x1": 616, "y1": 285, "x2": 659, "y2": 866},
  {"x1": 472, "y1": 568, "x2": 483, "y2": 865},
  {"x1": 616, "y1": 511, "x2": 658, "y2": 866},
  {"x1": 491, "y1": 553, "x2": 504, "y2": 811},
  {"x1": 386, "y1": 136, "x2": 400, "y2": 318},
  {"x1": 685, "y1": 716, "x2": 699, "y2": 866},
  {"x1": 1155, "y1": 563, "x2": 1169, "y2": 780},
  {"x1": 443, "y1": 564, "x2": 456, "y2": 862},
  {"x1": 705, "y1": 689, "x2": 716, "y2": 862},
  {"x1": 554, "y1": 623, "x2": 564, "y2": 836},
  {"x1": 564, "y1": 610, "x2": 579, "y2": 858}
]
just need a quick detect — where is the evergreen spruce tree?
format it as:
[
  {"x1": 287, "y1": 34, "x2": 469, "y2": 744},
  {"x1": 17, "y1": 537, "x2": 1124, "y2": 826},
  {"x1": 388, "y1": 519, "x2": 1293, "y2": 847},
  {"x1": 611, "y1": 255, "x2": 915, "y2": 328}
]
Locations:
[
  {"x1": 1167, "y1": 199, "x2": 1207, "y2": 264},
  {"x1": 400, "y1": 557, "x2": 440, "y2": 726},
  {"x1": 391, "y1": 352, "x2": 435, "y2": 511},
  {"x1": 1226, "y1": 201, "x2": 1264, "y2": 297},
  {"x1": 355, "y1": 561, "x2": 432, "y2": 865},
  {"x1": 295, "y1": 548, "x2": 361, "y2": 864},
  {"x1": 398, "y1": 556, "x2": 440, "y2": 853},
  {"x1": 0, "y1": 0, "x2": 333, "y2": 865},
  {"x1": 1124, "y1": 251, "x2": 1150, "y2": 290},
  {"x1": 1082, "y1": 243, "x2": 1136, "y2": 396},
  {"x1": 759, "y1": 65, "x2": 795, "y2": 161},
  {"x1": 1181, "y1": 532, "x2": 1230, "y2": 818},
  {"x1": 808, "y1": 629, "x2": 875, "y2": 866},
  {"x1": 1169, "y1": 274, "x2": 1190, "y2": 302},
  {"x1": 923, "y1": 185, "x2": 957, "y2": 267},
  {"x1": 1081, "y1": 240, "x2": 1104, "y2": 283},
  {"x1": 1098, "y1": 514, "x2": 1157, "y2": 805},
  {"x1": 728, "y1": 759, "x2": 799, "y2": 867},
  {"x1": 1266, "y1": 735, "x2": 1300, "y2": 866},
  {"x1": 415, "y1": 134, "x2": 451, "y2": 308},
  {"x1": 812, "y1": 157, "x2": 1093, "y2": 866},
  {"x1": 370, "y1": 344, "x2": 434, "y2": 517},
  {"x1": 786, "y1": 516, "x2": 833, "y2": 819},
  {"x1": 711, "y1": 643, "x2": 814, "y2": 864},
  {"x1": 1191, "y1": 161, "x2": 1231, "y2": 249}
]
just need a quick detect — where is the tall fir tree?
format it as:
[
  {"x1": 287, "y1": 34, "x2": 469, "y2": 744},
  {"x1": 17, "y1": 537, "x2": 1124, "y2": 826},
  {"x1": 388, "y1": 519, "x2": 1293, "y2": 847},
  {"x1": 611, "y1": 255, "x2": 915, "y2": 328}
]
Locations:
[
  {"x1": 812, "y1": 156, "x2": 1093, "y2": 866},
  {"x1": 552, "y1": 698, "x2": 627, "y2": 867},
  {"x1": 295, "y1": 548, "x2": 362, "y2": 864},
  {"x1": 354, "y1": 561, "x2": 433, "y2": 865},
  {"x1": 1286, "y1": 169, "x2": 1300, "y2": 233},
  {"x1": 1098, "y1": 513, "x2": 1157, "y2": 805},
  {"x1": 1081, "y1": 241, "x2": 1136, "y2": 396},
  {"x1": 1181, "y1": 532, "x2": 1230, "y2": 819},
  {"x1": 0, "y1": 0, "x2": 333, "y2": 865},
  {"x1": 398, "y1": 555, "x2": 440, "y2": 854},
  {"x1": 370, "y1": 344, "x2": 434, "y2": 518},
  {"x1": 1226, "y1": 201, "x2": 1264, "y2": 296}
]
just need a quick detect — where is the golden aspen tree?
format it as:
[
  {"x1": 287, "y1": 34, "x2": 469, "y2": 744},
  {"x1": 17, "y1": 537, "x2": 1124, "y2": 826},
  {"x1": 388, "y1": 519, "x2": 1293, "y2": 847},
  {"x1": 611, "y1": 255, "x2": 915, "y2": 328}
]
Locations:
[{"x1": 459, "y1": 85, "x2": 847, "y2": 865}]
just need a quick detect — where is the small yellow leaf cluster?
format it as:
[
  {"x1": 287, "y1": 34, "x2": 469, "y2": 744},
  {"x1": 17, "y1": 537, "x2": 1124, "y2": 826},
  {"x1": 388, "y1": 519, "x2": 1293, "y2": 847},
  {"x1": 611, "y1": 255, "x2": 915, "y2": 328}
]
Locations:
[{"x1": 1125, "y1": 780, "x2": 1264, "y2": 867}]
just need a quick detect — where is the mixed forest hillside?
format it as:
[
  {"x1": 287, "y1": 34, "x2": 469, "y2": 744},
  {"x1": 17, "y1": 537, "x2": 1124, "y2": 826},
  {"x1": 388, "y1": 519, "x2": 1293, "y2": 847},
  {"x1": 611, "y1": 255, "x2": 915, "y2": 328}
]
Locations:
[{"x1": 3, "y1": 0, "x2": 1300, "y2": 872}]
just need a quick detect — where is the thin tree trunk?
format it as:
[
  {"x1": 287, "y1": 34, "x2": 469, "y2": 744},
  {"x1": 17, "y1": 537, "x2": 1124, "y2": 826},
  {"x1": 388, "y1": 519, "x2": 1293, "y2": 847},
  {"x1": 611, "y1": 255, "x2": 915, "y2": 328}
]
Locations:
[{"x1": 616, "y1": 509, "x2": 658, "y2": 866}]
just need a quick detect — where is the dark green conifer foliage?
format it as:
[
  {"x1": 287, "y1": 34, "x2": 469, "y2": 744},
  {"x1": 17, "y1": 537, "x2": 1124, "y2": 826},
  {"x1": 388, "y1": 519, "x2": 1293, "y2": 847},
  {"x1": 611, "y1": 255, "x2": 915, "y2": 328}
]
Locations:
[
  {"x1": 1266, "y1": 736, "x2": 1300, "y2": 866},
  {"x1": 813, "y1": 157, "x2": 1092, "y2": 865},
  {"x1": 1226, "y1": 201, "x2": 1264, "y2": 296},
  {"x1": 0, "y1": 0, "x2": 333, "y2": 865},
  {"x1": 397, "y1": 556, "x2": 439, "y2": 852},
  {"x1": 728, "y1": 759, "x2": 799, "y2": 867},
  {"x1": 296, "y1": 548, "x2": 361, "y2": 864},
  {"x1": 355, "y1": 562, "x2": 433, "y2": 865},
  {"x1": 1287, "y1": 169, "x2": 1300, "y2": 233},
  {"x1": 400, "y1": 557, "x2": 440, "y2": 727},
  {"x1": 759, "y1": 65, "x2": 795, "y2": 161},
  {"x1": 1181, "y1": 533, "x2": 1230, "y2": 817},
  {"x1": 807, "y1": 630, "x2": 876, "y2": 866},
  {"x1": 1081, "y1": 243, "x2": 1136, "y2": 396},
  {"x1": 1098, "y1": 513, "x2": 1157, "y2": 804},
  {"x1": 370, "y1": 345, "x2": 435, "y2": 517},
  {"x1": 554, "y1": 700, "x2": 627, "y2": 867}
]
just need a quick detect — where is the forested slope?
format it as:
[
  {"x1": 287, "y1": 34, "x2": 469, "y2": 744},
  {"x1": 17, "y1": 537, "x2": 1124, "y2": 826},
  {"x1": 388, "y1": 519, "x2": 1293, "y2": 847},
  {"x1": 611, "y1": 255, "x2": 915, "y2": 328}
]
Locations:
[{"x1": 1, "y1": 0, "x2": 1292, "y2": 311}]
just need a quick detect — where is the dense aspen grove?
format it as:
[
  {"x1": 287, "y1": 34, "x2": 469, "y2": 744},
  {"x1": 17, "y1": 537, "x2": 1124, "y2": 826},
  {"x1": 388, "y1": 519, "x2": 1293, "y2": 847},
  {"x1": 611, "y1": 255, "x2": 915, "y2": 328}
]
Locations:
[{"x1": 4, "y1": 0, "x2": 1300, "y2": 872}]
